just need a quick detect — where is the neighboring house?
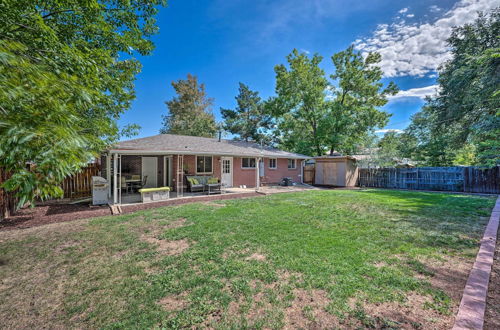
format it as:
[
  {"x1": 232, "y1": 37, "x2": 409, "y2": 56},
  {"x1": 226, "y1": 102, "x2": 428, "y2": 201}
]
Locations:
[{"x1": 102, "y1": 134, "x2": 309, "y2": 203}]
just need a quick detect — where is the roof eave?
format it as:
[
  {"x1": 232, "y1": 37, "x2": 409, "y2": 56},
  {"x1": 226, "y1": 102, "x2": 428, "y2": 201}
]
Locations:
[{"x1": 105, "y1": 149, "x2": 309, "y2": 159}]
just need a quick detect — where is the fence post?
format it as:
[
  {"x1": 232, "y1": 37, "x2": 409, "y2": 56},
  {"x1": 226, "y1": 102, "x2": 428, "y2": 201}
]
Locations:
[{"x1": 463, "y1": 167, "x2": 466, "y2": 193}]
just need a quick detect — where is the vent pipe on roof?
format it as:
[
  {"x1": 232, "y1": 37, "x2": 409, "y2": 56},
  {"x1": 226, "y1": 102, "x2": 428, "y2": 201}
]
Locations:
[{"x1": 218, "y1": 130, "x2": 222, "y2": 142}]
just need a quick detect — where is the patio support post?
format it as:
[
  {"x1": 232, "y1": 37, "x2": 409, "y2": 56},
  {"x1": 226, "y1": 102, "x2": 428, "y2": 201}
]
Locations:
[
  {"x1": 106, "y1": 153, "x2": 111, "y2": 197},
  {"x1": 113, "y1": 152, "x2": 118, "y2": 204}
]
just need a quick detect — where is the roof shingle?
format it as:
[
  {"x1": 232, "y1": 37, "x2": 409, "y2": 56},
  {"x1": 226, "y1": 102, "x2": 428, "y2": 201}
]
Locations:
[{"x1": 108, "y1": 134, "x2": 309, "y2": 159}]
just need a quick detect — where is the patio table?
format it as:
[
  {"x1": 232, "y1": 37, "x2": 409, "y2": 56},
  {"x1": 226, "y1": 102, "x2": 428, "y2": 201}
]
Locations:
[
  {"x1": 205, "y1": 183, "x2": 222, "y2": 195},
  {"x1": 125, "y1": 179, "x2": 141, "y2": 193}
]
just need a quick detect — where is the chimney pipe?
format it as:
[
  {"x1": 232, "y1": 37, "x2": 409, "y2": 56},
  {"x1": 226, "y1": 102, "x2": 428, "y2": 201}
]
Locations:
[{"x1": 218, "y1": 130, "x2": 221, "y2": 142}]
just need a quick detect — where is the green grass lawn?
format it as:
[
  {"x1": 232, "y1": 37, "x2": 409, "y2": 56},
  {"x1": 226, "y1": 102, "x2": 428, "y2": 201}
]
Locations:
[{"x1": 0, "y1": 189, "x2": 495, "y2": 329}]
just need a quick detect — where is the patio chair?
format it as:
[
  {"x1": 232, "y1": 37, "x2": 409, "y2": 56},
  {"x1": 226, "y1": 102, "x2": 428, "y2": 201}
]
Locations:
[
  {"x1": 132, "y1": 175, "x2": 148, "y2": 192},
  {"x1": 120, "y1": 176, "x2": 128, "y2": 192},
  {"x1": 185, "y1": 175, "x2": 206, "y2": 193}
]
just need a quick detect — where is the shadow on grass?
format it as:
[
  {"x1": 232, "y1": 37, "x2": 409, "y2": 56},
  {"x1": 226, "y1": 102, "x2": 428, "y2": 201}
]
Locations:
[{"x1": 352, "y1": 190, "x2": 494, "y2": 253}]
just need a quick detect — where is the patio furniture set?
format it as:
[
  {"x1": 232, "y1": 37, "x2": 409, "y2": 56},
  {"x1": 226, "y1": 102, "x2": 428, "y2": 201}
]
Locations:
[
  {"x1": 185, "y1": 175, "x2": 224, "y2": 195},
  {"x1": 129, "y1": 175, "x2": 224, "y2": 203},
  {"x1": 120, "y1": 175, "x2": 148, "y2": 193}
]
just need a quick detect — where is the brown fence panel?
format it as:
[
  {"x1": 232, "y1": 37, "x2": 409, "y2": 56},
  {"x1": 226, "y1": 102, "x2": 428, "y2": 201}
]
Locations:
[
  {"x1": 303, "y1": 165, "x2": 315, "y2": 184},
  {"x1": 359, "y1": 166, "x2": 500, "y2": 194},
  {"x1": 60, "y1": 163, "x2": 100, "y2": 199},
  {"x1": 464, "y1": 166, "x2": 500, "y2": 194}
]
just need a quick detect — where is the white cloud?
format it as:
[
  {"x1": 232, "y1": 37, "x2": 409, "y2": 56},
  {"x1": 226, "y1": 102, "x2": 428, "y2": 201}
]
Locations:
[
  {"x1": 406, "y1": 14, "x2": 415, "y2": 18},
  {"x1": 429, "y1": 5, "x2": 442, "y2": 13},
  {"x1": 375, "y1": 129, "x2": 403, "y2": 134},
  {"x1": 398, "y1": 8, "x2": 409, "y2": 14},
  {"x1": 388, "y1": 84, "x2": 439, "y2": 100},
  {"x1": 300, "y1": 48, "x2": 311, "y2": 54},
  {"x1": 355, "y1": 0, "x2": 500, "y2": 77}
]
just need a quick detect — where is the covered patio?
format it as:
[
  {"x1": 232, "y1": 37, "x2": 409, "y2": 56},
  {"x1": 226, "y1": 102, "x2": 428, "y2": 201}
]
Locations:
[
  {"x1": 102, "y1": 134, "x2": 309, "y2": 206},
  {"x1": 102, "y1": 152, "x2": 266, "y2": 205}
]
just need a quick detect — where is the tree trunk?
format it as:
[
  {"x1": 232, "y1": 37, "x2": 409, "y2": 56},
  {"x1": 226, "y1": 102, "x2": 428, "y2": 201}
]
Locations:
[{"x1": 0, "y1": 168, "x2": 16, "y2": 221}]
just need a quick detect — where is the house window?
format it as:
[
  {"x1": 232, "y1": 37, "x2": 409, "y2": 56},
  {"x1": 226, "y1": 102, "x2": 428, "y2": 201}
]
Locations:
[
  {"x1": 196, "y1": 156, "x2": 212, "y2": 173},
  {"x1": 241, "y1": 157, "x2": 256, "y2": 168},
  {"x1": 269, "y1": 158, "x2": 277, "y2": 169},
  {"x1": 288, "y1": 159, "x2": 296, "y2": 169}
]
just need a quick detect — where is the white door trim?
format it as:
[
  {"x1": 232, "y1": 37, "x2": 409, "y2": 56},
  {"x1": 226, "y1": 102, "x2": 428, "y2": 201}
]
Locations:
[
  {"x1": 141, "y1": 157, "x2": 158, "y2": 188},
  {"x1": 221, "y1": 157, "x2": 233, "y2": 187}
]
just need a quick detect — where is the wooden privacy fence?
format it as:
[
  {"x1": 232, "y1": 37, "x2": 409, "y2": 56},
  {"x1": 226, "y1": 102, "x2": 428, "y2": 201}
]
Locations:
[
  {"x1": 303, "y1": 164, "x2": 315, "y2": 184},
  {"x1": 359, "y1": 166, "x2": 500, "y2": 194},
  {"x1": 60, "y1": 163, "x2": 100, "y2": 199}
]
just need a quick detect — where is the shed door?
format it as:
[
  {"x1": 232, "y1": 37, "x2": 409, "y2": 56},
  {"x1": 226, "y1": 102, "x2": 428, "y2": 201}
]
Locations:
[{"x1": 315, "y1": 162, "x2": 339, "y2": 185}]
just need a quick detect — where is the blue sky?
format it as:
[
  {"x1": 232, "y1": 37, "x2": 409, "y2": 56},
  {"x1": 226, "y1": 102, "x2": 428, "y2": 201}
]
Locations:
[{"x1": 118, "y1": 0, "x2": 498, "y2": 139}]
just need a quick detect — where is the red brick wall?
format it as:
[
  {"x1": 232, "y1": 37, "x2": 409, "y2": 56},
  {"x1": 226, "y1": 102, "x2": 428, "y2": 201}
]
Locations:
[
  {"x1": 116, "y1": 155, "x2": 302, "y2": 190},
  {"x1": 232, "y1": 157, "x2": 303, "y2": 187},
  {"x1": 171, "y1": 155, "x2": 222, "y2": 191},
  {"x1": 261, "y1": 157, "x2": 302, "y2": 185},
  {"x1": 233, "y1": 157, "x2": 257, "y2": 187}
]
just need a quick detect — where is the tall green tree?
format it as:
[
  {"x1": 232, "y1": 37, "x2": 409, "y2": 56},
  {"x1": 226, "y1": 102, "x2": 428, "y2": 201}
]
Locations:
[
  {"x1": 0, "y1": 0, "x2": 166, "y2": 209},
  {"x1": 221, "y1": 83, "x2": 271, "y2": 143},
  {"x1": 404, "y1": 9, "x2": 500, "y2": 166},
  {"x1": 268, "y1": 49, "x2": 329, "y2": 156},
  {"x1": 375, "y1": 131, "x2": 404, "y2": 167},
  {"x1": 268, "y1": 47, "x2": 396, "y2": 157},
  {"x1": 323, "y1": 46, "x2": 398, "y2": 155},
  {"x1": 160, "y1": 74, "x2": 217, "y2": 138}
]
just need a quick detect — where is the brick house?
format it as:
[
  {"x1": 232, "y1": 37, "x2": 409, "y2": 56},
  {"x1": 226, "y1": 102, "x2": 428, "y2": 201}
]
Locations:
[{"x1": 102, "y1": 134, "x2": 309, "y2": 204}]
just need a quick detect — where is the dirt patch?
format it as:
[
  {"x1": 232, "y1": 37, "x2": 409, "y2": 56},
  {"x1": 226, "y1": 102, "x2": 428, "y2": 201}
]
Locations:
[
  {"x1": 360, "y1": 292, "x2": 445, "y2": 329},
  {"x1": 158, "y1": 292, "x2": 189, "y2": 311},
  {"x1": 225, "y1": 270, "x2": 325, "y2": 328},
  {"x1": 245, "y1": 253, "x2": 266, "y2": 261},
  {"x1": 166, "y1": 217, "x2": 188, "y2": 229},
  {"x1": 141, "y1": 235, "x2": 190, "y2": 256},
  {"x1": 485, "y1": 227, "x2": 500, "y2": 330},
  {"x1": 418, "y1": 255, "x2": 472, "y2": 303},
  {"x1": 201, "y1": 202, "x2": 226, "y2": 208},
  {"x1": 355, "y1": 255, "x2": 474, "y2": 329},
  {"x1": 0, "y1": 261, "x2": 69, "y2": 328},
  {"x1": 0, "y1": 218, "x2": 89, "y2": 243},
  {"x1": 284, "y1": 288, "x2": 339, "y2": 329},
  {"x1": 372, "y1": 261, "x2": 388, "y2": 268}
]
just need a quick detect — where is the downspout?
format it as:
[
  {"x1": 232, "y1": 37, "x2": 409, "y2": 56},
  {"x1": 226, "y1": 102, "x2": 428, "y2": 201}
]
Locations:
[
  {"x1": 301, "y1": 160, "x2": 305, "y2": 184},
  {"x1": 113, "y1": 152, "x2": 118, "y2": 204},
  {"x1": 255, "y1": 157, "x2": 261, "y2": 191}
]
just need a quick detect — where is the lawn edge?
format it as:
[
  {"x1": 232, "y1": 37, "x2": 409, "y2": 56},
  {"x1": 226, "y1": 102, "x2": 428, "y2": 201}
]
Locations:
[{"x1": 453, "y1": 195, "x2": 500, "y2": 330}]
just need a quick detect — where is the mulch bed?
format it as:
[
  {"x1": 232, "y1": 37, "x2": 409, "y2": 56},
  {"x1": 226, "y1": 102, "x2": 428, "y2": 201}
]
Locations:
[
  {"x1": 0, "y1": 202, "x2": 111, "y2": 231},
  {"x1": 0, "y1": 192, "x2": 262, "y2": 232}
]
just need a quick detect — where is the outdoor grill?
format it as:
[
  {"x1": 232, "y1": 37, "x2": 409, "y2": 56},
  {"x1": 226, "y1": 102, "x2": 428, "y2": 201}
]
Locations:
[{"x1": 92, "y1": 176, "x2": 109, "y2": 205}]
